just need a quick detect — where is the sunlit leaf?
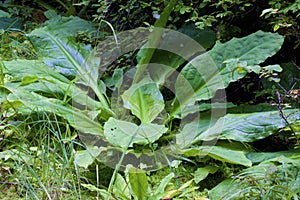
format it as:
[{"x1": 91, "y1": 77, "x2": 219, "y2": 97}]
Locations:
[
  {"x1": 122, "y1": 78, "x2": 164, "y2": 124},
  {"x1": 182, "y1": 146, "x2": 252, "y2": 167},
  {"x1": 193, "y1": 166, "x2": 219, "y2": 183},
  {"x1": 6, "y1": 87, "x2": 103, "y2": 136},
  {"x1": 104, "y1": 118, "x2": 167, "y2": 149}
]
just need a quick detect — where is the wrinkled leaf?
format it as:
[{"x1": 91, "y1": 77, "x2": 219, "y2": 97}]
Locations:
[
  {"x1": 172, "y1": 31, "x2": 284, "y2": 117},
  {"x1": 30, "y1": 15, "x2": 95, "y2": 41},
  {"x1": 3, "y1": 60, "x2": 70, "y2": 83},
  {"x1": 29, "y1": 30, "x2": 109, "y2": 108},
  {"x1": 208, "y1": 146, "x2": 252, "y2": 167},
  {"x1": 197, "y1": 109, "x2": 300, "y2": 142},
  {"x1": 0, "y1": 17, "x2": 22, "y2": 29},
  {"x1": 148, "y1": 26, "x2": 215, "y2": 84},
  {"x1": 176, "y1": 114, "x2": 212, "y2": 148}
]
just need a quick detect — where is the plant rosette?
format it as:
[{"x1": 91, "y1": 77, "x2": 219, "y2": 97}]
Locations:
[{"x1": 72, "y1": 26, "x2": 286, "y2": 171}]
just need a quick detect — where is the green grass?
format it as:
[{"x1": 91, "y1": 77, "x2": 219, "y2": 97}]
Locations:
[{"x1": 0, "y1": 113, "x2": 85, "y2": 199}]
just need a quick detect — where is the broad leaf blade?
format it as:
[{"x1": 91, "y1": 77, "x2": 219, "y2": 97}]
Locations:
[
  {"x1": 29, "y1": 30, "x2": 109, "y2": 108},
  {"x1": 7, "y1": 87, "x2": 103, "y2": 136},
  {"x1": 3, "y1": 60, "x2": 69, "y2": 84},
  {"x1": 176, "y1": 114, "x2": 212, "y2": 148},
  {"x1": 122, "y1": 78, "x2": 164, "y2": 124},
  {"x1": 182, "y1": 146, "x2": 252, "y2": 167},
  {"x1": 172, "y1": 31, "x2": 284, "y2": 118},
  {"x1": 33, "y1": 15, "x2": 95, "y2": 38},
  {"x1": 247, "y1": 149, "x2": 300, "y2": 164},
  {"x1": 3, "y1": 60, "x2": 113, "y2": 118},
  {"x1": 208, "y1": 146, "x2": 252, "y2": 167},
  {"x1": 74, "y1": 148, "x2": 103, "y2": 169},
  {"x1": 104, "y1": 118, "x2": 167, "y2": 149},
  {"x1": 148, "y1": 27, "x2": 216, "y2": 84},
  {"x1": 198, "y1": 110, "x2": 300, "y2": 142},
  {"x1": 29, "y1": 16, "x2": 96, "y2": 77}
]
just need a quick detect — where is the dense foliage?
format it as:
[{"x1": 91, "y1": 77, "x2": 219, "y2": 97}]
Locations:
[{"x1": 0, "y1": 0, "x2": 299, "y2": 199}]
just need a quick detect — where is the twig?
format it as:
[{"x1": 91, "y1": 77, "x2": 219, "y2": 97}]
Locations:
[{"x1": 275, "y1": 91, "x2": 299, "y2": 144}]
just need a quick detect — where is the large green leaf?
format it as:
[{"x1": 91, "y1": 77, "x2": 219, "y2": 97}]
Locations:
[
  {"x1": 6, "y1": 87, "x2": 103, "y2": 136},
  {"x1": 148, "y1": 26, "x2": 216, "y2": 85},
  {"x1": 28, "y1": 30, "x2": 109, "y2": 108},
  {"x1": 182, "y1": 146, "x2": 252, "y2": 167},
  {"x1": 3, "y1": 59, "x2": 70, "y2": 91},
  {"x1": 208, "y1": 178, "x2": 238, "y2": 200},
  {"x1": 196, "y1": 109, "x2": 300, "y2": 142},
  {"x1": 176, "y1": 113, "x2": 212, "y2": 148},
  {"x1": 0, "y1": 17, "x2": 22, "y2": 29},
  {"x1": 247, "y1": 149, "x2": 300, "y2": 164},
  {"x1": 176, "y1": 109, "x2": 299, "y2": 159},
  {"x1": 172, "y1": 31, "x2": 284, "y2": 117},
  {"x1": 38, "y1": 15, "x2": 95, "y2": 37},
  {"x1": 74, "y1": 148, "x2": 103, "y2": 169},
  {"x1": 28, "y1": 16, "x2": 96, "y2": 77},
  {"x1": 2, "y1": 60, "x2": 113, "y2": 118},
  {"x1": 122, "y1": 78, "x2": 164, "y2": 124},
  {"x1": 104, "y1": 118, "x2": 167, "y2": 149},
  {"x1": 27, "y1": 16, "x2": 105, "y2": 107}
]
